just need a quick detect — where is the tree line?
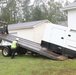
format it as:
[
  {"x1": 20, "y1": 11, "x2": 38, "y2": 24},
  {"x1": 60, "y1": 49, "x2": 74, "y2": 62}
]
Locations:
[{"x1": 0, "y1": 0, "x2": 75, "y2": 24}]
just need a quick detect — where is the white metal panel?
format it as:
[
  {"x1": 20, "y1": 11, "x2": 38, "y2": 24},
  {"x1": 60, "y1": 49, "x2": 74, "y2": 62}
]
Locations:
[
  {"x1": 50, "y1": 27, "x2": 66, "y2": 46},
  {"x1": 66, "y1": 40, "x2": 76, "y2": 51},
  {"x1": 68, "y1": 31, "x2": 76, "y2": 41},
  {"x1": 42, "y1": 23, "x2": 53, "y2": 42},
  {"x1": 65, "y1": 30, "x2": 76, "y2": 51}
]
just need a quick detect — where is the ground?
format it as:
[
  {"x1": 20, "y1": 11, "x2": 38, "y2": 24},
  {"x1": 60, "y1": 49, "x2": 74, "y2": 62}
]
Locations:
[{"x1": 0, "y1": 51, "x2": 76, "y2": 75}]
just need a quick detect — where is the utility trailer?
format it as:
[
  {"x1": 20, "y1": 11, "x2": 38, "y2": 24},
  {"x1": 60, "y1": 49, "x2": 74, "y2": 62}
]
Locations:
[
  {"x1": 0, "y1": 34, "x2": 67, "y2": 60},
  {"x1": 0, "y1": 24, "x2": 68, "y2": 60}
]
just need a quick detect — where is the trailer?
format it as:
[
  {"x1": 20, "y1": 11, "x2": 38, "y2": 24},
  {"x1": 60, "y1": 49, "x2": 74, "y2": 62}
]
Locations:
[{"x1": 0, "y1": 24, "x2": 68, "y2": 60}]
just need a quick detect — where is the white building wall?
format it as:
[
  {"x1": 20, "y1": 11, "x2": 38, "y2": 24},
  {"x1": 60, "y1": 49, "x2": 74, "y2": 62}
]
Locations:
[
  {"x1": 9, "y1": 23, "x2": 47, "y2": 43},
  {"x1": 68, "y1": 9, "x2": 76, "y2": 29},
  {"x1": 34, "y1": 23, "x2": 46, "y2": 43},
  {"x1": 9, "y1": 28, "x2": 34, "y2": 42}
]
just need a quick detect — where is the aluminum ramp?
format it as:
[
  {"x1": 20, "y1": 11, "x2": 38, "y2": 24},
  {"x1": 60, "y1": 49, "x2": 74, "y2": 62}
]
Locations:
[{"x1": 0, "y1": 34, "x2": 68, "y2": 60}]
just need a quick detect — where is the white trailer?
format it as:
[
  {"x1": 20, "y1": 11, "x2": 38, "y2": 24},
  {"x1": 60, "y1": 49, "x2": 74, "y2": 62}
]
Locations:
[{"x1": 41, "y1": 23, "x2": 76, "y2": 58}]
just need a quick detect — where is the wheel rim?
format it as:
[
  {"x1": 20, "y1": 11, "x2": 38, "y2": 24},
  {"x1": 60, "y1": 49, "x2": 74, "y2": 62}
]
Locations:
[{"x1": 3, "y1": 48, "x2": 8, "y2": 56}]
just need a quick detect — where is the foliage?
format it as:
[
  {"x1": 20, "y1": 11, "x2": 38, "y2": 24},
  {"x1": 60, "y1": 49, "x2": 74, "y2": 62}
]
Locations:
[
  {"x1": 31, "y1": 6, "x2": 44, "y2": 21},
  {"x1": 0, "y1": 0, "x2": 72, "y2": 24},
  {"x1": 22, "y1": 0, "x2": 31, "y2": 22}
]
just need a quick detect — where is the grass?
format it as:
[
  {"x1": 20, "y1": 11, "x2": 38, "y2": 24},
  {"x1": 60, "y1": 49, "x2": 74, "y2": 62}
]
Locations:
[{"x1": 0, "y1": 51, "x2": 76, "y2": 75}]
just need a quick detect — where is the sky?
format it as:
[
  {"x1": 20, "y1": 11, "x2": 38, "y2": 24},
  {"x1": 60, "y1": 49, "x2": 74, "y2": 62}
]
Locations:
[
  {"x1": 65, "y1": 0, "x2": 74, "y2": 2},
  {"x1": 31, "y1": 0, "x2": 75, "y2": 3},
  {"x1": 55, "y1": 0, "x2": 75, "y2": 3},
  {"x1": 30, "y1": 0, "x2": 75, "y2": 6}
]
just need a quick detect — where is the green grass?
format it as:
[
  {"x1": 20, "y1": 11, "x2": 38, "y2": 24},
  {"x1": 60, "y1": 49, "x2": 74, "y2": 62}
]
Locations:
[{"x1": 0, "y1": 51, "x2": 76, "y2": 75}]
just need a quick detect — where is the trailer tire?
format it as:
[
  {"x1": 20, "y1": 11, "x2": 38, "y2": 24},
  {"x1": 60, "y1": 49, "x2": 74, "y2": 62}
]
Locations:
[
  {"x1": 17, "y1": 50, "x2": 27, "y2": 55},
  {"x1": 17, "y1": 47, "x2": 27, "y2": 55},
  {"x1": 2, "y1": 47, "x2": 11, "y2": 57}
]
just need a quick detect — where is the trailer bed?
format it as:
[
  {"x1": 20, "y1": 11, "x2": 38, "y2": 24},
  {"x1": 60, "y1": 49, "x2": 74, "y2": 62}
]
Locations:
[{"x1": 0, "y1": 34, "x2": 68, "y2": 60}]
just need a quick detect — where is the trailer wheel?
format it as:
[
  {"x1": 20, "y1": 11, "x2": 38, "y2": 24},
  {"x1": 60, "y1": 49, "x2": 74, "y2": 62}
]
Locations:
[
  {"x1": 2, "y1": 47, "x2": 11, "y2": 57},
  {"x1": 17, "y1": 50, "x2": 27, "y2": 55},
  {"x1": 17, "y1": 47, "x2": 27, "y2": 55}
]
